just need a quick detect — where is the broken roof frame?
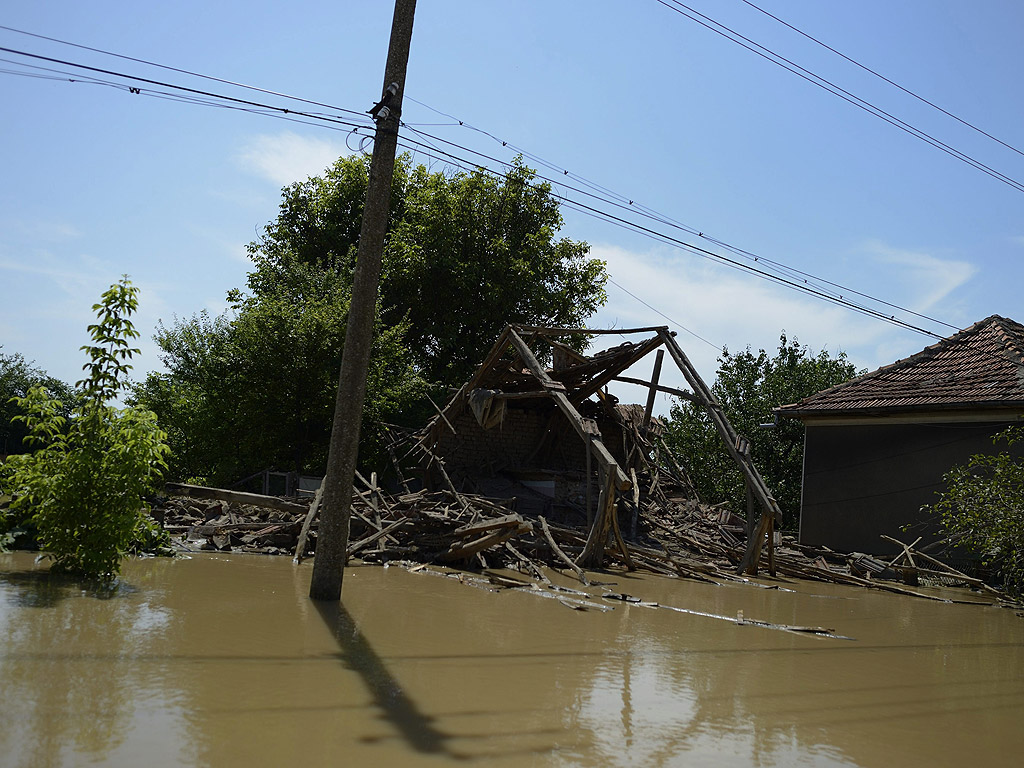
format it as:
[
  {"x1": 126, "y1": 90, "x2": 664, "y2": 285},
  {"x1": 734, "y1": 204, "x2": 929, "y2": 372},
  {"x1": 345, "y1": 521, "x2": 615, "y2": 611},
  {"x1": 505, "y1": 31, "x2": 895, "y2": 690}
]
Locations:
[{"x1": 420, "y1": 323, "x2": 784, "y2": 576}]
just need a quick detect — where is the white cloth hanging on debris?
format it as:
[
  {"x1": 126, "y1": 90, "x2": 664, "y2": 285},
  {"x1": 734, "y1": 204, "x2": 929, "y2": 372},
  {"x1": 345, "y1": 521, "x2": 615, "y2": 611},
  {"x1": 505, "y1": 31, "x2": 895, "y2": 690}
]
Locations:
[{"x1": 468, "y1": 388, "x2": 506, "y2": 430}]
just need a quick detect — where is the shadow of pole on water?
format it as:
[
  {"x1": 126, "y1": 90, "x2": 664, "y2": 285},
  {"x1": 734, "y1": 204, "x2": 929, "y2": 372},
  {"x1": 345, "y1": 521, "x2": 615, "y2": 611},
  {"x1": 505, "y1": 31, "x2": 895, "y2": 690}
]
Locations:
[{"x1": 312, "y1": 600, "x2": 461, "y2": 759}]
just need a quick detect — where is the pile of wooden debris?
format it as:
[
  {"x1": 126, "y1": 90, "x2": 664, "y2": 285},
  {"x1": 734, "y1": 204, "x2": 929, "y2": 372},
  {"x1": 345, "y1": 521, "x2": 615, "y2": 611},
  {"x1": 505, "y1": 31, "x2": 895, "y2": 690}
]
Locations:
[
  {"x1": 155, "y1": 473, "x2": 1009, "y2": 606},
  {"x1": 151, "y1": 322, "x2": 1015, "y2": 607}
]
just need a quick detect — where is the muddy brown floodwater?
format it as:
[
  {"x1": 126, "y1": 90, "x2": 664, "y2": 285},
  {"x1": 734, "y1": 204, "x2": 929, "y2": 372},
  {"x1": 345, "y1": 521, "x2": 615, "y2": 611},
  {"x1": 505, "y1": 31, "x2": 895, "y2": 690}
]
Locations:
[{"x1": 1, "y1": 551, "x2": 1023, "y2": 767}]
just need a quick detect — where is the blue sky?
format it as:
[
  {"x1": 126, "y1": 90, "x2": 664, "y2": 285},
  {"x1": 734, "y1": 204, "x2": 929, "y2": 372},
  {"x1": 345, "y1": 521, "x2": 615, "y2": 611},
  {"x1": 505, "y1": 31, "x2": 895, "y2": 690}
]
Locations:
[{"x1": 2, "y1": 1, "x2": 1022, "y2": 411}]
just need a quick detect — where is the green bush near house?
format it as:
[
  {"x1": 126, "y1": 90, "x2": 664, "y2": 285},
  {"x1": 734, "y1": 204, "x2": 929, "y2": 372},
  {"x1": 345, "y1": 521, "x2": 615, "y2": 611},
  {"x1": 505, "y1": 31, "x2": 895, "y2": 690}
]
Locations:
[{"x1": 926, "y1": 425, "x2": 1024, "y2": 597}]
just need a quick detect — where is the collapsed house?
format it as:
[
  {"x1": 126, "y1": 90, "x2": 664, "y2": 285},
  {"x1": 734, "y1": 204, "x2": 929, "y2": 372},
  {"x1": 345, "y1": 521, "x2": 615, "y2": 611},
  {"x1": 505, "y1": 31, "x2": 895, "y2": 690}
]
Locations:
[
  {"x1": 155, "y1": 323, "x2": 1009, "y2": 599},
  {"x1": 416, "y1": 324, "x2": 783, "y2": 573}
]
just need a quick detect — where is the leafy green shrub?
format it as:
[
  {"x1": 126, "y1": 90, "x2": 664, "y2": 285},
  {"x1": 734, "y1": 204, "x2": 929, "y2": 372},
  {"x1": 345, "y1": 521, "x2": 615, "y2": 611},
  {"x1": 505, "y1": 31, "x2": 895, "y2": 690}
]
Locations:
[
  {"x1": 927, "y1": 425, "x2": 1024, "y2": 596},
  {"x1": 0, "y1": 278, "x2": 170, "y2": 578}
]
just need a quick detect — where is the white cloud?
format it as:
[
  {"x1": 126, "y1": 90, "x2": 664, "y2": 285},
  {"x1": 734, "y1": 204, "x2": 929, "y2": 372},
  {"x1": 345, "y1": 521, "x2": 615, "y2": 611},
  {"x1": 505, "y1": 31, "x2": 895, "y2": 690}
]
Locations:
[
  {"x1": 0, "y1": 253, "x2": 109, "y2": 306},
  {"x1": 585, "y1": 241, "x2": 972, "y2": 408},
  {"x1": 236, "y1": 131, "x2": 350, "y2": 186},
  {"x1": 859, "y1": 240, "x2": 976, "y2": 313},
  {"x1": 0, "y1": 217, "x2": 82, "y2": 244},
  {"x1": 0, "y1": 252, "x2": 172, "y2": 385}
]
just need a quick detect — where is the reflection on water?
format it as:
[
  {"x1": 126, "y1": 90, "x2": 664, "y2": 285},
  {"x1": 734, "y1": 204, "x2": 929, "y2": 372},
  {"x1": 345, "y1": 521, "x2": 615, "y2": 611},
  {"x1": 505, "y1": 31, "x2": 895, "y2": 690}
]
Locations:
[
  {"x1": 0, "y1": 559, "x2": 189, "y2": 768},
  {"x1": 1, "y1": 551, "x2": 1022, "y2": 767}
]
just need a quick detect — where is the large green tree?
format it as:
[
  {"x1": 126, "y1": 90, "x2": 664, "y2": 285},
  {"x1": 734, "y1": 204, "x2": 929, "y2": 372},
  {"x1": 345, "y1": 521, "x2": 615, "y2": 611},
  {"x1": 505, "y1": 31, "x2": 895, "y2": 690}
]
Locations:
[
  {"x1": 664, "y1": 334, "x2": 860, "y2": 529},
  {"x1": 133, "y1": 263, "x2": 423, "y2": 486},
  {"x1": 1, "y1": 349, "x2": 78, "y2": 456},
  {"x1": 248, "y1": 154, "x2": 608, "y2": 386},
  {"x1": 137, "y1": 154, "x2": 607, "y2": 485}
]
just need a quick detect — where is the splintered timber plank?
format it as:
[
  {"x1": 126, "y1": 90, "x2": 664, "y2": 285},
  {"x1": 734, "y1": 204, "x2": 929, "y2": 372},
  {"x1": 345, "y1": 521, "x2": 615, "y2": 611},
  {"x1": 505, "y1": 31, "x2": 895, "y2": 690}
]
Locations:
[
  {"x1": 348, "y1": 518, "x2": 409, "y2": 556},
  {"x1": 550, "y1": 391, "x2": 631, "y2": 490},
  {"x1": 452, "y1": 514, "x2": 525, "y2": 538},
  {"x1": 507, "y1": 327, "x2": 566, "y2": 391},
  {"x1": 513, "y1": 324, "x2": 670, "y2": 336},
  {"x1": 577, "y1": 469, "x2": 618, "y2": 569},
  {"x1": 165, "y1": 483, "x2": 309, "y2": 514},
  {"x1": 655, "y1": 330, "x2": 782, "y2": 575},
  {"x1": 505, "y1": 327, "x2": 628, "y2": 489},
  {"x1": 571, "y1": 335, "x2": 665, "y2": 404},
  {"x1": 438, "y1": 525, "x2": 525, "y2": 562},
  {"x1": 539, "y1": 516, "x2": 590, "y2": 585},
  {"x1": 293, "y1": 483, "x2": 324, "y2": 563}
]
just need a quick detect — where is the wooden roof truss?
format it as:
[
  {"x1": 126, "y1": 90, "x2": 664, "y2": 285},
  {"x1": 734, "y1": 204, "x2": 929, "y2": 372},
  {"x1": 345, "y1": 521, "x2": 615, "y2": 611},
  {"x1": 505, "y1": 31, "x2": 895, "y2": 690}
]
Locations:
[{"x1": 420, "y1": 324, "x2": 783, "y2": 575}]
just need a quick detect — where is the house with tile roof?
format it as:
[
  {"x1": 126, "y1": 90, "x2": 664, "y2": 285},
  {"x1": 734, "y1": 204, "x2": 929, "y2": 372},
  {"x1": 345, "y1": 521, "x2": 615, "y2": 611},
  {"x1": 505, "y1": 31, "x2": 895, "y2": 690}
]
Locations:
[{"x1": 776, "y1": 315, "x2": 1024, "y2": 555}]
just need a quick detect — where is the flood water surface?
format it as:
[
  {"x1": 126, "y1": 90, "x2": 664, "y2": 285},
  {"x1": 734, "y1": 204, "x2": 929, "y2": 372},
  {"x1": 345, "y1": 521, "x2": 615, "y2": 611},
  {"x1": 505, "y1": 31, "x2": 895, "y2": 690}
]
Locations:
[{"x1": 1, "y1": 551, "x2": 1022, "y2": 767}]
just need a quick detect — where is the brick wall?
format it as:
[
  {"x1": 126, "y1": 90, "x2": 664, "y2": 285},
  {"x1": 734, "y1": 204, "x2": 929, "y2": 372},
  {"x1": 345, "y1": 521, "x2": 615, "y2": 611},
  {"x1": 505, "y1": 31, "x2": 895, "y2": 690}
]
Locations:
[
  {"x1": 434, "y1": 401, "x2": 631, "y2": 477},
  {"x1": 436, "y1": 405, "x2": 548, "y2": 474}
]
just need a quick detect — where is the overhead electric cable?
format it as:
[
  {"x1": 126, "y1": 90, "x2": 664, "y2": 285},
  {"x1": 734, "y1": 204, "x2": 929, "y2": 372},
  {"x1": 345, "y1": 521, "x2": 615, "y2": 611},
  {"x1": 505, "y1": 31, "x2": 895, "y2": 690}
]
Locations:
[
  {"x1": 1, "y1": 38, "x2": 967, "y2": 350},
  {"x1": 736, "y1": 0, "x2": 1024, "y2": 160},
  {"x1": 0, "y1": 24, "x2": 369, "y2": 120},
  {"x1": 651, "y1": 0, "x2": 1024, "y2": 194},
  {"x1": 607, "y1": 278, "x2": 723, "y2": 352},
  {"x1": 392, "y1": 131, "x2": 948, "y2": 343},
  {"x1": 397, "y1": 121, "x2": 960, "y2": 333},
  {"x1": 0, "y1": 45, "x2": 374, "y2": 131},
  {"x1": 0, "y1": 30, "x2": 974, "y2": 336}
]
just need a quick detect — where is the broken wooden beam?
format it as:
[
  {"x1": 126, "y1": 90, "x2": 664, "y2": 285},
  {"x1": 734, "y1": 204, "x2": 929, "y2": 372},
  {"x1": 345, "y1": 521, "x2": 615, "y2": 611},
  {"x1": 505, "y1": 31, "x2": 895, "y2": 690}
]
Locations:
[
  {"x1": 165, "y1": 483, "x2": 309, "y2": 515},
  {"x1": 437, "y1": 525, "x2": 527, "y2": 562},
  {"x1": 293, "y1": 483, "x2": 324, "y2": 563},
  {"x1": 539, "y1": 516, "x2": 590, "y2": 585},
  {"x1": 507, "y1": 327, "x2": 567, "y2": 392},
  {"x1": 453, "y1": 514, "x2": 524, "y2": 538},
  {"x1": 550, "y1": 390, "x2": 631, "y2": 491},
  {"x1": 512, "y1": 324, "x2": 670, "y2": 336}
]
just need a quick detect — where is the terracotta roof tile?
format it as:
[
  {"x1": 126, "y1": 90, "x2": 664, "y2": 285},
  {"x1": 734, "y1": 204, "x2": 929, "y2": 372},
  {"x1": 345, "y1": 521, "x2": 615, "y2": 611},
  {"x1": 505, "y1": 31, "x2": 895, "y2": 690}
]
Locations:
[{"x1": 777, "y1": 315, "x2": 1024, "y2": 417}]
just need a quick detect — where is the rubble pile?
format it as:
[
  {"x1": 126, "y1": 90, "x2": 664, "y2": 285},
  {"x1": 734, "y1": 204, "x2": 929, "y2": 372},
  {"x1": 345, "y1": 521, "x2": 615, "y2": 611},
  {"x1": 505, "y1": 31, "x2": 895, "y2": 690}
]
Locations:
[
  {"x1": 150, "y1": 323, "x2": 1016, "y2": 607},
  {"x1": 153, "y1": 473, "x2": 1007, "y2": 605}
]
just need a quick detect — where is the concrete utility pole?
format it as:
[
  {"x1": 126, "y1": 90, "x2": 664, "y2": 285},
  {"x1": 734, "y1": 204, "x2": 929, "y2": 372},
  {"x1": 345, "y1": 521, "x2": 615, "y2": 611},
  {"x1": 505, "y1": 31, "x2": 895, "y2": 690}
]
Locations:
[{"x1": 309, "y1": 0, "x2": 417, "y2": 601}]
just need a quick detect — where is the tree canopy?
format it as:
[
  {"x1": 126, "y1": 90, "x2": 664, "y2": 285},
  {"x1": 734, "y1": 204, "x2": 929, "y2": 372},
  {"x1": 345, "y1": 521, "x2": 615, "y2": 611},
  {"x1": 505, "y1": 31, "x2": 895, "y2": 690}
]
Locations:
[
  {"x1": 133, "y1": 263, "x2": 424, "y2": 485},
  {"x1": 247, "y1": 154, "x2": 607, "y2": 386},
  {"x1": 134, "y1": 154, "x2": 607, "y2": 485},
  {"x1": 1, "y1": 349, "x2": 78, "y2": 456},
  {"x1": 664, "y1": 334, "x2": 860, "y2": 529}
]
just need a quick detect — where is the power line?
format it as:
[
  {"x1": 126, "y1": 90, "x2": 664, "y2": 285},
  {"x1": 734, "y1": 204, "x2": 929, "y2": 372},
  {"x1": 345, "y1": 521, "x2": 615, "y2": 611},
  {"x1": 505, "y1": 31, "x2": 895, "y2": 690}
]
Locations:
[
  {"x1": 395, "y1": 121, "x2": 959, "y2": 336},
  {"x1": 652, "y1": 0, "x2": 1024, "y2": 195},
  {"x1": 0, "y1": 56, "x2": 362, "y2": 135},
  {"x1": 0, "y1": 40, "x2": 965, "y2": 350},
  {"x1": 0, "y1": 44, "x2": 376, "y2": 132},
  {"x1": 400, "y1": 104, "x2": 961, "y2": 334},
  {"x1": 0, "y1": 24, "x2": 369, "y2": 121},
  {"x1": 391, "y1": 130, "x2": 948, "y2": 343},
  {"x1": 0, "y1": 31, "x2": 970, "y2": 337},
  {"x1": 736, "y1": 0, "x2": 1024, "y2": 160},
  {"x1": 390, "y1": 135, "x2": 1024, "y2": 372},
  {"x1": 607, "y1": 278, "x2": 723, "y2": 352}
]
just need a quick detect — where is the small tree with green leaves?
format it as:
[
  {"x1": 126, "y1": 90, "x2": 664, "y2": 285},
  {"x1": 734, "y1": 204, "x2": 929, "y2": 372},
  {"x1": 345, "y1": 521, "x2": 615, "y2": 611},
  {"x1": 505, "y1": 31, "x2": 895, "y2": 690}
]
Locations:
[
  {"x1": 926, "y1": 425, "x2": 1024, "y2": 596},
  {"x1": 0, "y1": 277, "x2": 170, "y2": 578}
]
